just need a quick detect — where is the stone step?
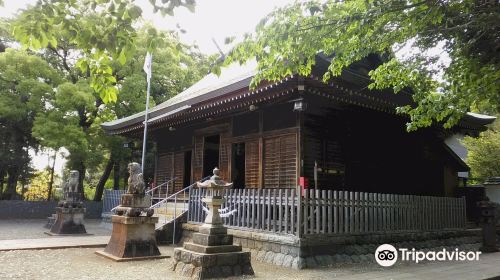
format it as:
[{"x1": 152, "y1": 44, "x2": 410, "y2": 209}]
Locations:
[{"x1": 183, "y1": 242, "x2": 242, "y2": 254}]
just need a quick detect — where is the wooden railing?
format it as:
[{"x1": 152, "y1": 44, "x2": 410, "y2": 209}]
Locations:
[{"x1": 187, "y1": 188, "x2": 467, "y2": 237}]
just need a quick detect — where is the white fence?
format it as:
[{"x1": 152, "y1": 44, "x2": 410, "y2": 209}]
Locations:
[{"x1": 188, "y1": 188, "x2": 467, "y2": 237}]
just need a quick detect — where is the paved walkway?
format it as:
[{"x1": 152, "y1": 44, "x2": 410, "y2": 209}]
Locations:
[{"x1": 0, "y1": 235, "x2": 109, "y2": 251}]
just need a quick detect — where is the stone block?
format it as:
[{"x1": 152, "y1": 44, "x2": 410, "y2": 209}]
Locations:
[
  {"x1": 256, "y1": 250, "x2": 266, "y2": 261},
  {"x1": 174, "y1": 248, "x2": 182, "y2": 260},
  {"x1": 175, "y1": 262, "x2": 186, "y2": 275},
  {"x1": 184, "y1": 243, "x2": 242, "y2": 254},
  {"x1": 272, "y1": 243, "x2": 281, "y2": 253},
  {"x1": 192, "y1": 233, "x2": 233, "y2": 246},
  {"x1": 221, "y1": 266, "x2": 233, "y2": 277},
  {"x1": 199, "y1": 225, "x2": 227, "y2": 235},
  {"x1": 181, "y1": 263, "x2": 195, "y2": 277},
  {"x1": 181, "y1": 250, "x2": 193, "y2": 263},
  {"x1": 239, "y1": 252, "x2": 251, "y2": 264},
  {"x1": 247, "y1": 239, "x2": 255, "y2": 249},
  {"x1": 351, "y1": 255, "x2": 361, "y2": 263},
  {"x1": 233, "y1": 265, "x2": 242, "y2": 276},
  {"x1": 306, "y1": 257, "x2": 317, "y2": 268},
  {"x1": 242, "y1": 264, "x2": 254, "y2": 275},
  {"x1": 283, "y1": 255, "x2": 294, "y2": 267},
  {"x1": 192, "y1": 267, "x2": 202, "y2": 279},
  {"x1": 217, "y1": 253, "x2": 239, "y2": 266},
  {"x1": 273, "y1": 253, "x2": 285, "y2": 266},
  {"x1": 292, "y1": 257, "x2": 306, "y2": 269},
  {"x1": 264, "y1": 251, "x2": 274, "y2": 263}
]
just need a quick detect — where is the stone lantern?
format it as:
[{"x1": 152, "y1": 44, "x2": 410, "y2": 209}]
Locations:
[
  {"x1": 197, "y1": 167, "x2": 232, "y2": 232},
  {"x1": 170, "y1": 167, "x2": 254, "y2": 279},
  {"x1": 477, "y1": 199, "x2": 499, "y2": 253}
]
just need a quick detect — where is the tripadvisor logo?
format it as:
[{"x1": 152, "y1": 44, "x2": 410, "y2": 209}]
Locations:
[
  {"x1": 375, "y1": 244, "x2": 398, "y2": 267},
  {"x1": 375, "y1": 244, "x2": 482, "y2": 267}
]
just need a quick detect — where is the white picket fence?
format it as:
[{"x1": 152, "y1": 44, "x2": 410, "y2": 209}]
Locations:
[{"x1": 187, "y1": 188, "x2": 467, "y2": 237}]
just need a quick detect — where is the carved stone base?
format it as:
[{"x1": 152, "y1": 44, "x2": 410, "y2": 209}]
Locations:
[
  {"x1": 170, "y1": 248, "x2": 254, "y2": 279},
  {"x1": 170, "y1": 229, "x2": 254, "y2": 279},
  {"x1": 97, "y1": 215, "x2": 165, "y2": 261},
  {"x1": 48, "y1": 207, "x2": 87, "y2": 235},
  {"x1": 114, "y1": 194, "x2": 154, "y2": 217}
]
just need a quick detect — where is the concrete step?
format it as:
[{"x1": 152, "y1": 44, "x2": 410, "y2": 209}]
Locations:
[{"x1": 154, "y1": 208, "x2": 188, "y2": 215}]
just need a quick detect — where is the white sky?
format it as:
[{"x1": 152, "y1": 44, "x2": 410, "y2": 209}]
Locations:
[
  {"x1": 1, "y1": 0, "x2": 294, "y2": 173},
  {"x1": 1, "y1": 0, "x2": 294, "y2": 54}
]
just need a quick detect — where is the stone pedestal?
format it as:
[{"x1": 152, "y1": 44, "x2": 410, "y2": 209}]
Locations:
[
  {"x1": 170, "y1": 226, "x2": 253, "y2": 279},
  {"x1": 96, "y1": 215, "x2": 167, "y2": 261},
  {"x1": 47, "y1": 206, "x2": 88, "y2": 235}
]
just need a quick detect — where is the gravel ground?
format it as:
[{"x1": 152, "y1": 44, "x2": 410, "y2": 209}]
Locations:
[
  {"x1": 0, "y1": 246, "x2": 384, "y2": 280},
  {"x1": 0, "y1": 219, "x2": 111, "y2": 240},
  {"x1": 0, "y1": 220, "x2": 499, "y2": 279},
  {"x1": 2, "y1": 246, "x2": 499, "y2": 280}
]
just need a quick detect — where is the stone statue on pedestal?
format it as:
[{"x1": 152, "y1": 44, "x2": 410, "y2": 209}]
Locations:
[
  {"x1": 96, "y1": 162, "x2": 165, "y2": 261},
  {"x1": 48, "y1": 170, "x2": 87, "y2": 235},
  {"x1": 114, "y1": 162, "x2": 153, "y2": 217}
]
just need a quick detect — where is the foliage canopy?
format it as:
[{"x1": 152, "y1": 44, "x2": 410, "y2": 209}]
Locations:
[
  {"x1": 12, "y1": 0, "x2": 196, "y2": 103},
  {"x1": 221, "y1": 0, "x2": 500, "y2": 131}
]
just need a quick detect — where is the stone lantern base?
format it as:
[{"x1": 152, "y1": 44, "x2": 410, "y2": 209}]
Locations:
[
  {"x1": 47, "y1": 207, "x2": 88, "y2": 235},
  {"x1": 170, "y1": 226, "x2": 254, "y2": 279}
]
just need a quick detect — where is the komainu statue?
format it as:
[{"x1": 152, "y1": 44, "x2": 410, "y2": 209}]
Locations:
[
  {"x1": 114, "y1": 162, "x2": 153, "y2": 217},
  {"x1": 58, "y1": 170, "x2": 83, "y2": 208},
  {"x1": 49, "y1": 169, "x2": 87, "y2": 235},
  {"x1": 126, "y1": 162, "x2": 145, "y2": 195}
]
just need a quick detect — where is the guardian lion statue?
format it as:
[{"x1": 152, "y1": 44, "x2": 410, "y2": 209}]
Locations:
[
  {"x1": 59, "y1": 170, "x2": 82, "y2": 207},
  {"x1": 127, "y1": 162, "x2": 145, "y2": 195}
]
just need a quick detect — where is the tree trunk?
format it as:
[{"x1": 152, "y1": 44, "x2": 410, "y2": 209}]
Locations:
[
  {"x1": 123, "y1": 168, "x2": 128, "y2": 190},
  {"x1": 5, "y1": 167, "x2": 19, "y2": 200},
  {"x1": 0, "y1": 168, "x2": 5, "y2": 199},
  {"x1": 113, "y1": 161, "x2": 120, "y2": 190},
  {"x1": 77, "y1": 162, "x2": 86, "y2": 200},
  {"x1": 47, "y1": 150, "x2": 57, "y2": 201},
  {"x1": 93, "y1": 158, "x2": 114, "y2": 201}
]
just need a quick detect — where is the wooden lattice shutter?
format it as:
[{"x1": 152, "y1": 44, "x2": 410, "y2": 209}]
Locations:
[
  {"x1": 245, "y1": 139, "x2": 260, "y2": 188},
  {"x1": 279, "y1": 134, "x2": 298, "y2": 187},
  {"x1": 156, "y1": 152, "x2": 174, "y2": 186},
  {"x1": 192, "y1": 136, "x2": 204, "y2": 181},
  {"x1": 173, "y1": 152, "x2": 185, "y2": 192},
  {"x1": 219, "y1": 132, "x2": 231, "y2": 181},
  {"x1": 263, "y1": 134, "x2": 298, "y2": 188}
]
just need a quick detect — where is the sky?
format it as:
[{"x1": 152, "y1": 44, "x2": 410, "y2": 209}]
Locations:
[{"x1": 0, "y1": 0, "x2": 295, "y2": 174}]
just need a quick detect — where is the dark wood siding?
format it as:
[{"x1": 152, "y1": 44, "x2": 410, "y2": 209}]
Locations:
[
  {"x1": 173, "y1": 152, "x2": 185, "y2": 192},
  {"x1": 219, "y1": 132, "x2": 231, "y2": 181},
  {"x1": 263, "y1": 133, "x2": 297, "y2": 188},
  {"x1": 192, "y1": 135, "x2": 204, "y2": 181},
  {"x1": 245, "y1": 139, "x2": 260, "y2": 188},
  {"x1": 156, "y1": 152, "x2": 174, "y2": 186}
]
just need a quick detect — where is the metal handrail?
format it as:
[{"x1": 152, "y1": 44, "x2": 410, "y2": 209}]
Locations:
[
  {"x1": 150, "y1": 176, "x2": 210, "y2": 209},
  {"x1": 146, "y1": 177, "x2": 177, "y2": 195},
  {"x1": 152, "y1": 176, "x2": 211, "y2": 242}
]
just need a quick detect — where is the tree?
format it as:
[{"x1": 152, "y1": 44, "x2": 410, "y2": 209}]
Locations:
[
  {"x1": 0, "y1": 49, "x2": 61, "y2": 199},
  {"x1": 221, "y1": 0, "x2": 500, "y2": 131},
  {"x1": 12, "y1": 0, "x2": 196, "y2": 103},
  {"x1": 30, "y1": 23, "x2": 210, "y2": 200},
  {"x1": 24, "y1": 169, "x2": 61, "y2": 201},
  {"x1": 463, "y1": 119, "x2": 500, "y2": 182}
]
